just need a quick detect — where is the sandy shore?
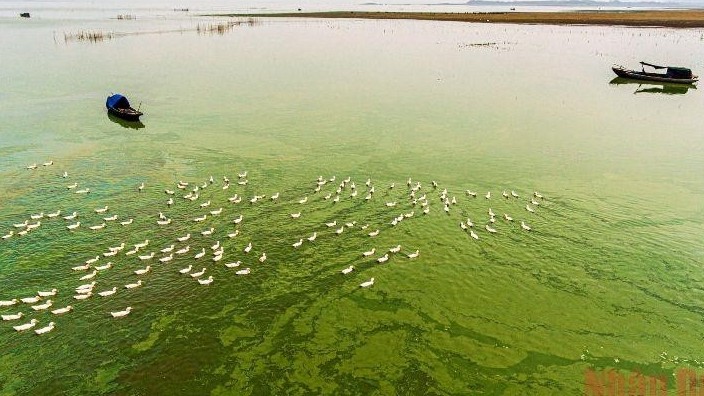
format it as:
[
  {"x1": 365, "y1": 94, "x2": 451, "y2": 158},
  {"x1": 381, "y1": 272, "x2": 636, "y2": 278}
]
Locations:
[{"x1": 214, "y1": 10, "x2": 704, "y2": 28}]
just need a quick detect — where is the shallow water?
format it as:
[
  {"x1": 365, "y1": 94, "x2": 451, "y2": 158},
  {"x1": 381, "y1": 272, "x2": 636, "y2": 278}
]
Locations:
[{"x1": 1, "y1": 9, "x2": 704, "y2": 395}]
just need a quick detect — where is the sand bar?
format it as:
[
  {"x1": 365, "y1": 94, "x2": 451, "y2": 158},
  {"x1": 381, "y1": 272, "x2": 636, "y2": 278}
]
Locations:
[{"x1": 213, "y1": 10, "x2": 704, "y2": 28}]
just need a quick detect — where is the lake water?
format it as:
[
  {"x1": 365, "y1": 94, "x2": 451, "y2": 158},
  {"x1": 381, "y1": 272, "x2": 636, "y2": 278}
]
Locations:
[{"x1": 1, "y1": 4, "x2": 704, "y2": 395}]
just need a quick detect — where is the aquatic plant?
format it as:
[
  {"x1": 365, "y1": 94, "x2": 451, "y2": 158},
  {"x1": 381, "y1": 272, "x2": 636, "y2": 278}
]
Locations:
[{"x1": 63, "y1": 30, "x2": 115, "y2": 43}]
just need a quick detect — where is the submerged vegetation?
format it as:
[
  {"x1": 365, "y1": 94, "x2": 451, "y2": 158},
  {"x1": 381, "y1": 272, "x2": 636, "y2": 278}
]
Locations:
[
  {"x1": 196, "y1": 18, "x2": 259, "y2": 35},
  {"x1": 63, "y1": 30, "x2": 115, "y2": 43},
  {"x1": 61, "y1": 18, "x2": 259, "y2": 44}
]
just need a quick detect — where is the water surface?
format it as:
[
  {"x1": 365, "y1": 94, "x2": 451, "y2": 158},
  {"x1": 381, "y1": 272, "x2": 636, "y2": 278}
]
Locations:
[{"x1": 1, "y1": 10, "x2": 703, "y2": 395}]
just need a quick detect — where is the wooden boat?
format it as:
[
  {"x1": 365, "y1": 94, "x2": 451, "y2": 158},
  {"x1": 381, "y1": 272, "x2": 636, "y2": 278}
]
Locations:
[
  {"x1": 612, "y1": 62, "x2": 697, "y2": 85},
  {"x1": 106, "y1": 94, "x2": 143, "y2": 121}
]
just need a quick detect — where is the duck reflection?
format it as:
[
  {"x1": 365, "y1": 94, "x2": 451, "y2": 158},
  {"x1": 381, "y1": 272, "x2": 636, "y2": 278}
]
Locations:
[
  {"x1": 609, "y1": 77, "x2": 696, "y2": 95},
  {"x1": 107, "y1": 112, "x2": 145, "y2": 129}
]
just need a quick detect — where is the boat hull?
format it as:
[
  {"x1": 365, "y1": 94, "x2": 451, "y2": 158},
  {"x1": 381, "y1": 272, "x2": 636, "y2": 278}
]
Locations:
[
  {"x1": 612, "y1": 66, "x2": 698, "y2": 85},
  {"x1": 107, "y1": 106, "x2": 143, "y2": 122}
]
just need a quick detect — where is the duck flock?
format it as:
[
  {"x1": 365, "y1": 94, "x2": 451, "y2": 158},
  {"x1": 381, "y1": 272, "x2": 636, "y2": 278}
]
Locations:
[{"x1": 0, "y1": 160, "x2": 546, "y2": 336}]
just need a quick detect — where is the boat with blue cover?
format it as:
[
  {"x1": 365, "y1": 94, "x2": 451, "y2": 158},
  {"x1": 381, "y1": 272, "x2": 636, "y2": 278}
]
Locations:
[{"x1": 106, "y1": 94, "x2": 143, "y2": 121}]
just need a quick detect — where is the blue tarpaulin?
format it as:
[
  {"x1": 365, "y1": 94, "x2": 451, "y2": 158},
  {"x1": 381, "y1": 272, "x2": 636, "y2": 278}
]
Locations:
[{"x1": 106, "y1": 94, "x2": 130, "y2": 109}]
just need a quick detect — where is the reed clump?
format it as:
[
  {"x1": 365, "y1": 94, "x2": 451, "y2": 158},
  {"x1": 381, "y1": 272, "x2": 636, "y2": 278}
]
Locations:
[
  {"x1": 64, "y1": 30, "x2": 114, "y2": 43},
  {"x1": 196, "y1": 18, "x2": 259, "y2": 35}
]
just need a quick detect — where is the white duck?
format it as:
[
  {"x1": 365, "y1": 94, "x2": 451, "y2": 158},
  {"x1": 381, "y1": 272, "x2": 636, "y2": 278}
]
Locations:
[
  {"x1": 377, "y1": 254, "x2": 389, "y2": 263},
  {"x1": 110, "y1": 307, "x2": 132, "y2": 318},
  {"x1": 236, "y1": 268, "x2": 251, "y2": 275},
  {"x1": 134, "y1": 266, "x2": 151, "y2": 275},
  {"x1": 51, "y1": 305, "x2": 73, "y2": 315},
  {"x1": 38, "y1": 289, "x2": 57, "y2": 297},
  {"x1": 75, "y1": 281, "x2": 95, "y2": 292},
  {"x1": 13, "y1": 319, "x2": 38, "y2": 332},
  {"x1": 259, "y1": 252, "x2": 267, "y2": 263},
  {"x1": 159, "y1": 254, "x2": 174, "y2": 263},
  {"x1": 225, "y1": 261, "x2": 241, "y2": 268},
  {"x1": 190, "y1": 268, "x2": 206, "y2": 278},
  {"x1": 341, "y1": 265, "x2": 354, "y2": 275},
  {"x1": 95, "y1": 206, "x2": 109, "y2": 214},
  {"x1": 79, "y1": 270, "x2": 97, "y2": 281},
  {"x1": 139, "y1": 252, "x2": 155, "y2": 260},
  {"x1": 32, "y1": 300, "x2": 52, "y2": 311},
  {"x1": 198, "y1": 276, "x2": 214, "y2": 285},
  {"x1": 292, "y1": 239, "x2": 303, "y2": 248},
  {"x1": 177, "y1": 233, "x2": 191, "y2": 242},
  {"x1": 179, "y1": 265, "x2": 193, "y2": 274},
  {"x1": 0, "y1": 299, "x2": 18, "y2": 307},
  {"x1": 20, "y1": 296, "x2": 41, "y2": 304},
  {"x1": 2, "y1": 312, "x2": 23, "y2": 321},
  {"x1": 244, "y1": 242, "x2": 252, "y2": 253},
  {"x1": 98, "y1": 287, "x2": 117, "y2": 297},
  {"x1": 35, "y1": 322, "x2": 56, "y2": 335},
  {"x1": 66, "y1": 221, "x2": 81, "y2": 230},
  {"x1": 194, "y1": 248, "x2": 206, "y2": 259},
  {"x1": 359, "y1": 278, "x2": 375, "y2": 288},
  {"x1": 125, "y1": 280, "x2": 143, "y2": 289},
  {"x1": 134, "y1": 239, "x2": 149, "y2": 249}
]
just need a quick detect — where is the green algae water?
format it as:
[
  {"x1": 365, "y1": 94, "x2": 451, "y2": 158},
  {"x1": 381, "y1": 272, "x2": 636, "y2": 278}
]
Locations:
[{"x1": 1, "y1": 13, "x2": 704, "y2": 395}]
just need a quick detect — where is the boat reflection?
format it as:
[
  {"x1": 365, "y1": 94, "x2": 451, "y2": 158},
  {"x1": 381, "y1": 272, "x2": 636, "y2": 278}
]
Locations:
[
  {"x1": 107, "y1": 112, "x2": 145, "y2": 129},
  {"x1": 609, "y1": 77, "x2": 696, "y2": 95}
]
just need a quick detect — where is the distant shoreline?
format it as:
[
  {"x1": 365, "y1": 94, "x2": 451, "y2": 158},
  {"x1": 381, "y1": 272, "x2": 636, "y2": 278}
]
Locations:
[{"x1": 210, "y1": 10, "x2": 704, "y2": 28}]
